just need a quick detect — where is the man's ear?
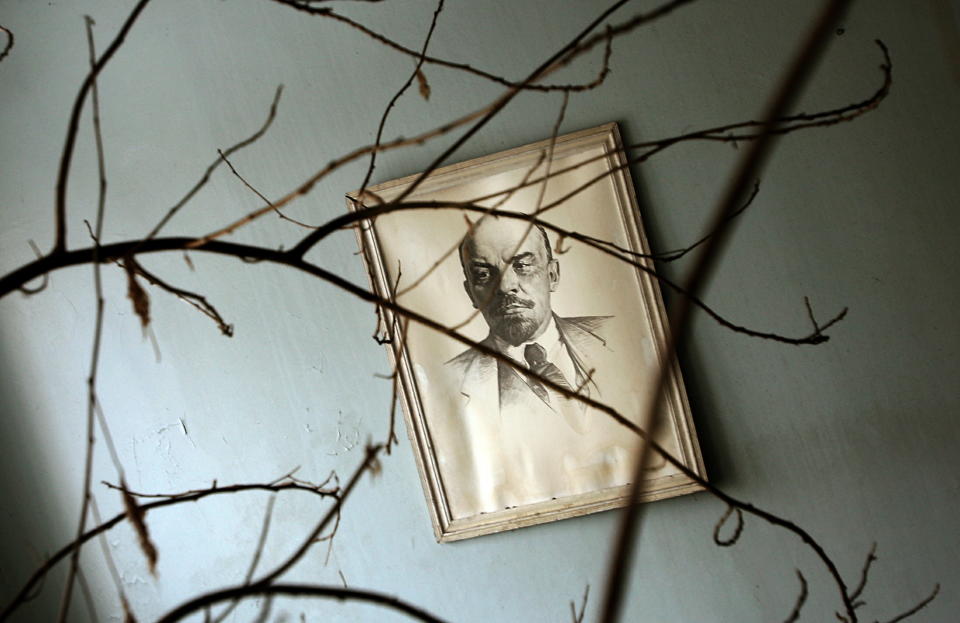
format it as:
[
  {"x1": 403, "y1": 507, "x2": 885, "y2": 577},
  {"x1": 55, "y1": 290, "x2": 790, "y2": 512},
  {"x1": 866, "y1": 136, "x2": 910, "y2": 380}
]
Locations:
[
  {"x1": 463, "y1": 279, "x2": 478, "y2": 309},
  {"x1": 547, "y1": 259, "x2": 560, "y2": 292}
]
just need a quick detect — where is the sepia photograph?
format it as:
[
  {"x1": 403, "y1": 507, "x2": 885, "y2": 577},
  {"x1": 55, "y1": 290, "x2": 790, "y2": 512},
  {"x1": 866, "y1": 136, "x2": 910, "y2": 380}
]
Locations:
[{"x1": 352, "y1": 123, "x2": 705, "y2": 541}]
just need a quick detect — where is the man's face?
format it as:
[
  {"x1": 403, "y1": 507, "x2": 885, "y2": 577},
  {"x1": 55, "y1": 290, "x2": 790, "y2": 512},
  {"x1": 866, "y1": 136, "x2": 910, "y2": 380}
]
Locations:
[{"x1": 460, "y1": 218, "x2": 559, "y2": 346}]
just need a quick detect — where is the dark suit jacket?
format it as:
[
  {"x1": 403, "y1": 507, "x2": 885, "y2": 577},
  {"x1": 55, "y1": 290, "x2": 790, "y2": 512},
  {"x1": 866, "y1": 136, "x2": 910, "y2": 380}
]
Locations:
[
  {"x1": 446, "y1": 314, "x2": 612, "y2": 413},
  {"x1": 436, "y1": 315, "x2": 634, "y2": 516}
]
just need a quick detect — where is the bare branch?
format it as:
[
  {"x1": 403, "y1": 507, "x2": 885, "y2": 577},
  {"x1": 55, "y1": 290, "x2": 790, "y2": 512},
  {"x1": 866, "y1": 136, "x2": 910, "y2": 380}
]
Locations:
[
  {"x1": 384, "y1": 0, "x2": 662, "y2": 209},
  {"x1": 123, "y1": 256, "x2": 234, "y2": 337},
  {"x1": 328, "y1": 202, "x2": 844, "y2": 345},
  {"x1": 713, "y1": 505, "x2": 744, "y2": 547},
  {"x1": 253, "y1": 444, "x2": 382, "y2": 585},
  {"x1": 217, "y1": 148, "x2": 316, "y2": 230},
  {"x1": 89, "y1": 497, "x2": 135, "y2": 622},
  {"x1": 17, "y1": 240, "x2": 49, "y2": 295},
  {"x1": 57, "y1": 16, "x2": 113, "y2": 620},
  {"x1": 850, "y1": 543, "x2": 878, "y2": 604},
  {"x1": 209, "y1": 495, "x2": 277, "y2": 623},
  {"x1": 102, "y1": 472, "x2": 338, "y2": 499},
  {"x1": 655, "y1": 181, "x2": 761, "y2": 261},
  {"x1": 2, "y1": 479, "x2": 338, "y2": 620},
  {"x1": 357, "y1": 0, "x2": 445, "y2": 197},
  {"x1": 282, "y1": 37, "x2": 890, "y2": 261},
  {"x1": 53, "y1": 0, "x2": 152, "y2": 254},
  {"x1": 274, "y1": 1, "x2": 614, "y2": 93},
  {"x1": 142, "y1": 85, "x2": 284, "y2": 242},
  {"x1": 230, "y1": 0, "x2": 677, "y2": 256},
  {"x1": 154, "y1": 583, "x2": 448, "y2": 623},
  {"x1": 598, "y1": 2, "x2": 858, "y2": 622},
  {"x1": 75, "y1": 566, "x2": 100, "y2": 623},
  {"x1": 878, "y1": 584, "x2": 939, "y2": 623},
  {"x1": 0, "y1": 25, "x2": 13, "y2": 63},
  {"x1": 783, "y1": 570, "x2": 808, "y2": 623},
  {"x1": 570, "y1": 585, "x2": 590, "y2": 623},
  {"x1": 118, "y1": 477, "x2": 159, "y2": 575}
]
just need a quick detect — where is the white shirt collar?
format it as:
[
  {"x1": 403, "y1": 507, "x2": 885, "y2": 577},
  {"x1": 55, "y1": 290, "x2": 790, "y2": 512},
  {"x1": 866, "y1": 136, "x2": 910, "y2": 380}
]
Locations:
[{"x1": 488, "y1": 316, "x2": 578, "y2": 386}]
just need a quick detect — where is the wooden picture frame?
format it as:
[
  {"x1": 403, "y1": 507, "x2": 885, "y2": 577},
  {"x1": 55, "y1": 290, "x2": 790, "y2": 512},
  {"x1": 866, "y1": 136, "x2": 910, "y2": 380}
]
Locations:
[{"x1": 350, "y1": 123, "x2": 705, "y2": 542}]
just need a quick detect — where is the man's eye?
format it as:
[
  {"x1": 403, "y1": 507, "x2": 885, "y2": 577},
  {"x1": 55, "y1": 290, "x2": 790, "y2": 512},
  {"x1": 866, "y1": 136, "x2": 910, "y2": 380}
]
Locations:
[
  {"x1": 473, "y1": 268, "x2": 491, "y2": 283},
  {"x1": 513, "y1": 261, "x2": 533, "y2": 274}
]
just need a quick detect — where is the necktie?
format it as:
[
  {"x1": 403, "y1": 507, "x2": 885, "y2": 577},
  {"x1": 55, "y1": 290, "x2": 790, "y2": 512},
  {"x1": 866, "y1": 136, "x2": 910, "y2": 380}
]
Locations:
[{"x1": 523, "y1": 342, "x2": 573, "y2": 404}]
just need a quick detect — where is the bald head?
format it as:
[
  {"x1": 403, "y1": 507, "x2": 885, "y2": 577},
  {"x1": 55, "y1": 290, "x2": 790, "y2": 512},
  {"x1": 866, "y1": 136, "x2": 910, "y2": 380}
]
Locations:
[{"x1": 458, "y1": 217, "x2": 559, "y2": 346}]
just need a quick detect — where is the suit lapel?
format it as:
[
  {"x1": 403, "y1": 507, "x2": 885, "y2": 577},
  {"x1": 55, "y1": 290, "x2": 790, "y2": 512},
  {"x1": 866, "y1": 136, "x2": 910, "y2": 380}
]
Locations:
[{"x1": 555, "y1": 315, "x2": 607, "y2": 396}]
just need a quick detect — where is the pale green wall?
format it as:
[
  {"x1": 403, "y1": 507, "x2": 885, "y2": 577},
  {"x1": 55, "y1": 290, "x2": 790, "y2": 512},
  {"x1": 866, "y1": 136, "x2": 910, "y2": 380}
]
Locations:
[{"x1": 0, "y1": 1, "x2": 957, "y2": 621}]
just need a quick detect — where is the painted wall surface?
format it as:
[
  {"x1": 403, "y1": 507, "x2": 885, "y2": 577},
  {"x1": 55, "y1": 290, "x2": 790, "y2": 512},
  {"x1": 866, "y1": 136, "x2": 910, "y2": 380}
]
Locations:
[{"x1": 1, "y1": 1, "x2": 958, "y2": 621}]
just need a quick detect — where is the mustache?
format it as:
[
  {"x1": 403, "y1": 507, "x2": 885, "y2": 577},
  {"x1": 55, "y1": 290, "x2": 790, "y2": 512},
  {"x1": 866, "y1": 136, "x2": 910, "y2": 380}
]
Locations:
[{"x1": 493, "y1": 294, "x2": 534, "y2": 312}]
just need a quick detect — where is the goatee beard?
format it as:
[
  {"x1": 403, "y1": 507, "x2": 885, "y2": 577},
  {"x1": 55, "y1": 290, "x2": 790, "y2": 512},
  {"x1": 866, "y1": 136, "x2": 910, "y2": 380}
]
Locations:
[{"x1": 495, "y1": 316, "x2": 540, "y2": 346}]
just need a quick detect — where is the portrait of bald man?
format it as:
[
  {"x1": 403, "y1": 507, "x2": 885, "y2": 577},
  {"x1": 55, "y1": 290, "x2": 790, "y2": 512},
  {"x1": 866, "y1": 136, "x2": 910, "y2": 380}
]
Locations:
[{"x1": 435, "y1": 216, "x2": 638, "y2": 517}]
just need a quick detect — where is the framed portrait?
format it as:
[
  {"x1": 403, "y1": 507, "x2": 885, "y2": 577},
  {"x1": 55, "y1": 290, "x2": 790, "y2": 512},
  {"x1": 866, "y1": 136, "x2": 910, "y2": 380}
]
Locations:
[{"x1": 350, "y1": 123, "x2": 705, "y2": 542}]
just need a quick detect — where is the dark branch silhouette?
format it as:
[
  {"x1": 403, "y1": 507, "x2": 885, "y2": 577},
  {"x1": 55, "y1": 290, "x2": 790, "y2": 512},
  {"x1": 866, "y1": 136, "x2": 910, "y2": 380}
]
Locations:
[
  {"x1": 879, "y1": 584, "x2": 940, "y2": 623},
  {"x1": 783, "y1": 571, "x2": 808, "y2": 623},
  {"x1": 53, "y1": 0, "x2": 152, "y2": 254},
  {"x1": 599, "y1": 2, "x2": 859, "y2": 621},
  {"x1": 154, "y1": 583, "x2": 449, "y2": 623},
  {"x1": 1, "y1": 478, "x2": 339, "y2": 620},
  {"x1": 357, "y1": 0, "x2": 445, "y2": 198},
  {"x1": 851, "y1": 542, "x2": 878, "y2": 606},
  {"x1": 0, "y1": 1, "x2": 934, "y2": 622},
  {"x1": 122, "y1": 256, "x2": 234, "y2": 337},
  {"x1": 0, "y1": 25, "x2": 13, "y2": 64},
  {"x1": 142, "y1": 86, "x2": 285, "y2": 243},
  {"x1": 217, "y1": 148, "x2": 317, "y2": 231},
  {"x1": 57, "y1": 16, "x2": 113, "y2": 620},
  {"x1": 272, "y1": 0, "x2": 615, "y2": 93}
]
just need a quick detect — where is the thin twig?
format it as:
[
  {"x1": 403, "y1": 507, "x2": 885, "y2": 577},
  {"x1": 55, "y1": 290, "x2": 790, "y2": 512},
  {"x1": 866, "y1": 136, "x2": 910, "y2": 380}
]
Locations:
[
  {"x1": 385, "y1": 0, "x2": 653, "y2": 207},
  {"x1": 655, "y1": 182, "x2": 761, "y2": 261},
  {"x1": 850, "y1": 542, "x2": 878, "y2": 604},
  {"x1": 53, "y1": 0, "x2": 151, "y2": 254},
  {"x1": 322, "y1": 202, "x2": 845, "y2": 345},
  {"x1": 274, "y1": 0, "x2": 614, "y2": 93},
  {"x1": 570, "y1": 585, "x2": 590, "y2": 623},
  {"x1": 252, "y1": 444, "x2": 382, "y2": 586},
  {"x1": 878, "y1": 584, "x2": 939, "y2": 623},
  {"x1": 217, "y1": 148, "x2": 315, "y2": 230},
  {"x1": 1, "y1": 480, "x2": 338, "y2": 620},
  {"x1": 442, "y1": 39, "x2": 890, "y2": 219},
  {"x1": 57, "y1": 16, "x2": 112, "y2": 621},
  {"x1": 783, "y1": 570, "x2": 808, "y2": 623},
  {"x1": 74, "y1": 566, "x2": 99, "y2": 623},
  {"x1": 92, "y1": 398, "x2": 127, "y2": 482},
  {"x1": 89, "y1": 497, "x2": 133, "y2": 622},
  {"x1": 141, "y1": 85, "x2": 284, "y2": 243},
  {"x1": 385, "y1": 371, "x2": 401, "y2": 453},
  {"x1": 123, "y1": 256, "x2": 234, "y2": 336},
  {"x1": 17, "y1": 241, "x2": 49, "y2": 295},
  {"x1": 210, "y1": 495, "x2": 278, "y2": 623},
  {"x1": 283, "y1": 36, "x2": 890, "y2": 261},
  {"x1": 102, "y1": 473, "x2": 338, "y2": 499},
  {"x1": 213, "y1": 0, "x2": 680, "y2": 255},
  {"x1": 0, "y1": 25, "x2": 14, "y2": 63},
  {"x1": 713, "y1": 505, "x2": 744, "y2": 547},
  {"x1": 357, "y1": 0, "x2": 445, "y2": 198}
]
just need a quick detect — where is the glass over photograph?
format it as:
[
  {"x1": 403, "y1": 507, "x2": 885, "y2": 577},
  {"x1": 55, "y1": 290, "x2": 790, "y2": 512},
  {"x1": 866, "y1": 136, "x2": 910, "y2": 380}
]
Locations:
[{"x1": 351, "y1": 123, "x2": 705, "y2": 541}]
